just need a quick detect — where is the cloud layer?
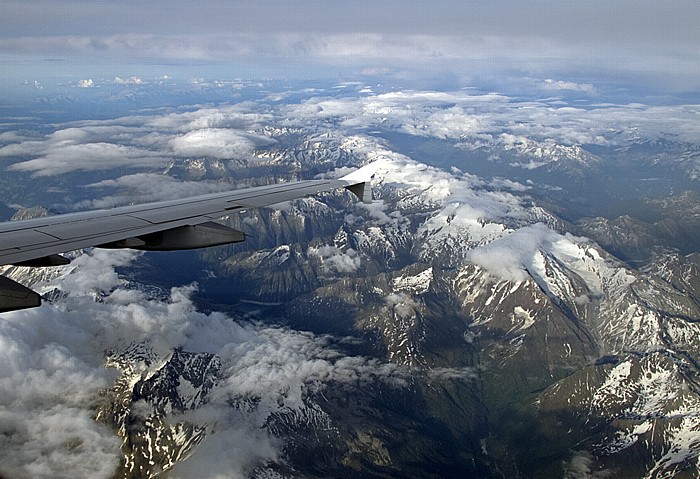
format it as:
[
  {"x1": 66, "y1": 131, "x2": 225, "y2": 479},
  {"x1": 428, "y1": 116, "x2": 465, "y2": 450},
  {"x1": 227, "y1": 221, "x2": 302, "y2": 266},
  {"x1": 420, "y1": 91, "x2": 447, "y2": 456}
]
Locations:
[
  {"x1": 2, "y1": 85, "x2": 699, "y2": 219},
  {"x1": 0, "y1": 249, "x2": 405, "y2": 478},
  {"x1": 0, "y1": 104, "x2": 274, "y2": 179},
  {"x1": 1, "y1": 1, "x2": 699, "y2": 91},
  {"x1": 3, "y1": 85, "x2": 700, "y2": 186}
]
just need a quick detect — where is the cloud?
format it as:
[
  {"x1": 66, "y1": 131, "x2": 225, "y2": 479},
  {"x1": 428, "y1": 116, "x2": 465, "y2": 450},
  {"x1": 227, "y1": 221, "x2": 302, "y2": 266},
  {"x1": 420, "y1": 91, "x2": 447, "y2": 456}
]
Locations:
[
  {"x1": 8, "y1": 142, "x2": 169, "y2": 176},
  {"x1": 465, "y1": 223, "x2": 558, "y2": 282},
  {"x1": 112, "y1": 76, "x2": 143, "y2": 85},
  {"x1": 402, "y1": 106, "x2": 487, "y2": 139},
  {"x1": 77, "y1": 78, "x2": 95, "y2": 88},
  {"x1": 284, "y1": 90, "x2": 700, "y2": 145},
  {"x1": 487, "y1": 178, "x2": 531, "y2": 192},
  {"x1": 463, "y1": 223, "x2": 605, "y2": 290},
  {"x1": 77, "y1": 173, "x2": 231, "y2": 210},
  {"x1": 0, "y1": 405, "x2": 121, "y2": 479},
  {"x1": 4, "y1": 88, "x2": 700, "y2": 183},
  {"x1": 384, "y1": 292, "x2": 420, "y2": 320},
  {"x1": 356, "y1": 200, "x2": 394, "y2": 225},
  {"x1": 308, "y1": 245, "x2": 361, "y2": 274},
  {"x1": 145, "y1": 105, "x2": 272, "y2": 133},
  {"x1": 563, "y1": 451, "x2": 614, "y2": 479},
  {"x1": 169, "y1": 128, "x2": 272, "y2": 160},
  {"x1": 2, "y1": 1, "x2": 699, "y2": 90},
  {"x1": 0, "y1": 125, "x2": 172, "y2": 176},
  {"x1": 168, "y1": 422, "x2": 278, "y2": 479},
  {"x1": 0, "y1": 248, "x2": 405, "y2": 477},
  {"x1": 544, "y1": 79, "x2": 596, "y2": 94},
  {"x1": 0, "y1": 104, "x2": 277, "y2": 177},
  {"x1": 425, "y1": 366, "x2": 478, "y2": 381}
]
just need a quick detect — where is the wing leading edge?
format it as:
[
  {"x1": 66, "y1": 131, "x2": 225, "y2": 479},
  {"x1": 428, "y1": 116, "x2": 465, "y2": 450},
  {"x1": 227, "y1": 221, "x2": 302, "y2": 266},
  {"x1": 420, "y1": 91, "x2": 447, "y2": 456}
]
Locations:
[{"x1": 0, "y1": 168, "x2": 373, "y2": 312}]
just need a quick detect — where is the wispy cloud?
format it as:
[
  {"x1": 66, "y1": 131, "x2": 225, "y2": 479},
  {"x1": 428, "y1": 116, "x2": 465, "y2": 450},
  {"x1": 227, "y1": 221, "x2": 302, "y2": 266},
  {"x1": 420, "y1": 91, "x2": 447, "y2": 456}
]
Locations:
[
  {"x1": 7, "y1": 142, "x2": 168, "y2": 176},
  {"x1": 543, "y1": 79, "x2": 596, "y2": 94},
  {"x1": 308, "y1": 244, "x2": 361, "y2": 274},
  {"x1": 0, "y1": 104, "x2": 274, "y2": 177}
]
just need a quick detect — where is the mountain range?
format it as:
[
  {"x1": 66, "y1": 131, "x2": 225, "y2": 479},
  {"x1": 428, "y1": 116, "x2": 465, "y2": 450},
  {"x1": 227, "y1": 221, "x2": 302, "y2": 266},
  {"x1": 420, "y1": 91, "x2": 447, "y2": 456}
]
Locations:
[{"x1": 1, "y1": 87, "x2": 699, "y2": 478}]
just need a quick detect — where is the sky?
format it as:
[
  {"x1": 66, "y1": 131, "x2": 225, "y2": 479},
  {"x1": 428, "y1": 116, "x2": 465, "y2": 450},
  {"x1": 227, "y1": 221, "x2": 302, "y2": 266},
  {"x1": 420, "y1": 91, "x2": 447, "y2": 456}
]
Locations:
[{"x1": 1, "y1": 1, "x2": 699, "y2": 94}]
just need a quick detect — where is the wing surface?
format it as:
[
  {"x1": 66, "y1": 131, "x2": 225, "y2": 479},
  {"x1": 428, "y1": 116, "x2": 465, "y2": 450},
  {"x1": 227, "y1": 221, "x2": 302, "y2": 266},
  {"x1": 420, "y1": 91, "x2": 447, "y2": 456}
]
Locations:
[
  {"x1": 0, "y1": 178, "x2": 364, "y2": 266},
  {"x1": 0, "y1": 168, "x2": 374, "y2": 312}
]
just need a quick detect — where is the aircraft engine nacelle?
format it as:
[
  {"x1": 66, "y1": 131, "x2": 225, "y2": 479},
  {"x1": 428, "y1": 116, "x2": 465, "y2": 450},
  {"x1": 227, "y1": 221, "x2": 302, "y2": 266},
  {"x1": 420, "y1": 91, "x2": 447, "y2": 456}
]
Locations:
[
  {"x1": 101, "y1": 221, "x2": 246, "y2": 251},
  {"x1": 0, "y1": 275, "x2": 41, "y2": 313}
]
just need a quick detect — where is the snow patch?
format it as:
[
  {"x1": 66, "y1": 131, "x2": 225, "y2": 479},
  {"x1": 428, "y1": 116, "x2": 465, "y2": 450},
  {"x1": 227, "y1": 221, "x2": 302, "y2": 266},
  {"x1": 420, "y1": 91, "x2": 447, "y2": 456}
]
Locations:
[{"x1": 393, "y1": 268, "x2": 433, "y2": 295}]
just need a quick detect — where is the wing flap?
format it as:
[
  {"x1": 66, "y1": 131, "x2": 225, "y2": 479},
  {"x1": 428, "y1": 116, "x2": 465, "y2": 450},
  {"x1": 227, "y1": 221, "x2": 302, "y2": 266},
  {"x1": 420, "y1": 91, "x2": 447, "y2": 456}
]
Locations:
[{"x1": 1, "y1": 229, "x2": 61, "y2": 249}]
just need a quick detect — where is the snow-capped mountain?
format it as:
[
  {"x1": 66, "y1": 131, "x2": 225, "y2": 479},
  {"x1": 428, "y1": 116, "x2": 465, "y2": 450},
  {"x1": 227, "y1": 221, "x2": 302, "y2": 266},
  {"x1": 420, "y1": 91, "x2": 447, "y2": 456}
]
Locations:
[
  {"x1": 178, "y1": 139, "x2": 700, "y2": 477},
  {"x1": 3, "y1": 89, "x2": 700, "y2": 478}
]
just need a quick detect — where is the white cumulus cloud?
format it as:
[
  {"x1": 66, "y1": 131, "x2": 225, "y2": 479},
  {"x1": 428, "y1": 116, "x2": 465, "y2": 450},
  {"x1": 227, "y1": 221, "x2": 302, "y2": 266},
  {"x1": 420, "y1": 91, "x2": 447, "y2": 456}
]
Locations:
[
  {"x1": 308, "y1": 245, "x2": 362, "y2": 274},
  {"x1": 169, "y1": 128, "x2": 273, "y2": 160}
]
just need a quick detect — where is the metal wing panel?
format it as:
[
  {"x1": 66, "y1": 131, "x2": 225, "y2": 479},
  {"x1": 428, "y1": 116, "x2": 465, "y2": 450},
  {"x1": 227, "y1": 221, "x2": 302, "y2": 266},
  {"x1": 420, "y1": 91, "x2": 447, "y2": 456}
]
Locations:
[
  {"x1": 34, "y1": 215, "x2": 152, "y2": 241},
  {"x1": 228, "y1": 180, "x2": 347, "y2": 208},
  {"x1": 1, "y1": 229, "x2": 60, "y2": 246}
]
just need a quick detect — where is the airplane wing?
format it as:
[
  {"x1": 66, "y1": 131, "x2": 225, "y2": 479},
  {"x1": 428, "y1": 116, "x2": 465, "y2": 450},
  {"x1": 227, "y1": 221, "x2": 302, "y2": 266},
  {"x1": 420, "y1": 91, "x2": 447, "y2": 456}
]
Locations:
[{"x1": 0, "y1": 168, "x2": 374, "y2": 312}]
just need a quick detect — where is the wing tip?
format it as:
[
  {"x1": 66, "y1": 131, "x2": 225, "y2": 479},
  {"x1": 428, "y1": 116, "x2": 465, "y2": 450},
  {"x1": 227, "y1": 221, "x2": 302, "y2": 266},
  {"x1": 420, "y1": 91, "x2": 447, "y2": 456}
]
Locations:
[
  {"x1": 345, "y1": 181, "x2": 373, "y2": 204},
  {"x1": 339, "y1": 160, "x2": 383, "y2": 184},
  {"x1": 339, "y1": 161, "x2": 384, "y2": 204}
]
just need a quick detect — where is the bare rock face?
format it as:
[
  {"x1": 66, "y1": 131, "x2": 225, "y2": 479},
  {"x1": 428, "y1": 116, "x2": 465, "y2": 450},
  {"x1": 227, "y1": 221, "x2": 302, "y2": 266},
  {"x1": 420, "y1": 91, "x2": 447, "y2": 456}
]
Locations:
[{"x1": 10, "y1": 205, "x2": 50, "y2": 221}]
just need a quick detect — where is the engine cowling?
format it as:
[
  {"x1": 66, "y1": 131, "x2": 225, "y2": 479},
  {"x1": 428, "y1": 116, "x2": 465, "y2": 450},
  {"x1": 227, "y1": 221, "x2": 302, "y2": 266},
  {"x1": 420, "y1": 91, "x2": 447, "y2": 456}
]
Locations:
[
  {"x1": 0, "y1": 222, "x2": 247, "y2": 312},
  {"x1": 100, "y1": 221, "x2": 246, "y2": 251},
  {"x1": 0, "y1": 275, "x2": 41, "y2": 313}
]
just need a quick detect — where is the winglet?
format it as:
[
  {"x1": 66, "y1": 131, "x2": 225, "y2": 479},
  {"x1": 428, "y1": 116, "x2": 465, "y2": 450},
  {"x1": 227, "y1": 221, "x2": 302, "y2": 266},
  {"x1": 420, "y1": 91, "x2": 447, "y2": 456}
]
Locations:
[
  {"x1": 339, "y1": 160, "x2": 382, "y2": 183},
  {"x1": 340, "y1": 161, "x2": 383, "y2": 204},
  {"x1": 345, "y1": 181, "x2": 373, "y2": 204}
]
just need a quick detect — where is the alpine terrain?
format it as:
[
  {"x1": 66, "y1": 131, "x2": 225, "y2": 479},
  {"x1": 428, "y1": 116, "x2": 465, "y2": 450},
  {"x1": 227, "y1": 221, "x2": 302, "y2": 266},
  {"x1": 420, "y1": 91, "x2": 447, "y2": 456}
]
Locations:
[{"x1": 1, "y1": 84, "x2": 700, "y2": 479}]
